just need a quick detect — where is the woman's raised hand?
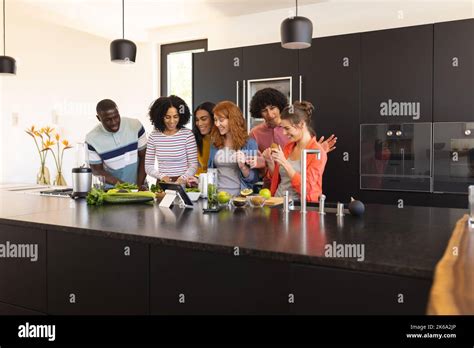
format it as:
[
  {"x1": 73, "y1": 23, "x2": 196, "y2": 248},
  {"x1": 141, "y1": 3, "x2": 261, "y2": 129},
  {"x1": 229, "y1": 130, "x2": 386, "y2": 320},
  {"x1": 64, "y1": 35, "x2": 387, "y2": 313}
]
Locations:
[{"x1": 318, "y1": 134, "x2": 337, "y2": 153}]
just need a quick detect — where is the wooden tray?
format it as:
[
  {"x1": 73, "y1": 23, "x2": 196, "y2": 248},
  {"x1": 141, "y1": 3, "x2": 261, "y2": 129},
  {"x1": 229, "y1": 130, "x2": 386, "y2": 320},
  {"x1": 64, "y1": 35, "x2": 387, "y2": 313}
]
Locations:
[{"x1": 264, "y1": 197, "x2": 284, "y2": 207}]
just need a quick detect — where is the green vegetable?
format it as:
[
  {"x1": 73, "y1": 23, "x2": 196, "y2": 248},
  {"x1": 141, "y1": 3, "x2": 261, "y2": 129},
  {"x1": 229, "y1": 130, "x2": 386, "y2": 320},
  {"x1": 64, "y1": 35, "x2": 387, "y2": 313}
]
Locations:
[
  {"x1": 150, "y1": 184, "x2": 163, "y2": 193},
  {"x1": 185, "y1": 188, "x2": 201, "y2": 193},
  {"x1": 86, "y1": 188, "x2": 106, "y2": 206},
  {"x1": 114, "y1": 182, "x2": 138, "y2": 191},
  {"x1": 86, "y1": 189, "x2": 155, "y2": 206}
]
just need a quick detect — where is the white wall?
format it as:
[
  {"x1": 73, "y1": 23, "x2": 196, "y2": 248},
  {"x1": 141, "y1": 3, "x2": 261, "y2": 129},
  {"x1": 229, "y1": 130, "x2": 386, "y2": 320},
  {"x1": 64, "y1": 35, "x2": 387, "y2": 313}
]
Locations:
[
  {"x1": 150, "y1": 1, "x2": 473, "y2": 50},
  {"x1": 0, "y1": 8, "x2": 155, "y2": 184}
]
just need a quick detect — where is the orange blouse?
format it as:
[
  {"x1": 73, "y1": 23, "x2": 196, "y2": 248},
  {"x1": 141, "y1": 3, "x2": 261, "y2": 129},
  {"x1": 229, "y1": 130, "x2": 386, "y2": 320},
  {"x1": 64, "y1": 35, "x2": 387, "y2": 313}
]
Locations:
[{"x1": 269, "y1": 137, "x2": 327, "y2": 203}]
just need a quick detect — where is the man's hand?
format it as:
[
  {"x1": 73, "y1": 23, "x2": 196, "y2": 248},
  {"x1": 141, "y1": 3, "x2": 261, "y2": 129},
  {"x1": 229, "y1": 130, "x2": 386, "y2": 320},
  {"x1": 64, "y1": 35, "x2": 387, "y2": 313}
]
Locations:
[{"x1": 318, "y1": 134, "x2": 337, "y2": 153}]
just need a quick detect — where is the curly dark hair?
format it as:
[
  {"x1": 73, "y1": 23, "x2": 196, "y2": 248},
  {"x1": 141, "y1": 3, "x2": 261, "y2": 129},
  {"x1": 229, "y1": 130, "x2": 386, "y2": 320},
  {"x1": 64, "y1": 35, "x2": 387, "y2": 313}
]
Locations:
[
  {"x1": 148, "y1": 95, "x2": 191, "y2": 132},
  {"x1": 249, "y1": 88, "x2": 288, "y2": 119},
  {"x1": 193, "y1": 101, "x2": 215, "y2": 155}
]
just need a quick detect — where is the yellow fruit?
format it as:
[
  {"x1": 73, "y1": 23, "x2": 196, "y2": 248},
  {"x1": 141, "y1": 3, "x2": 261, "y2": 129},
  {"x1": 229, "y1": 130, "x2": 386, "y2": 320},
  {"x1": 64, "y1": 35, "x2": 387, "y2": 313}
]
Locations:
[
  {"x1": 217, "y1": 191, "x2": 231, "y2": 204},
  {"x1": 259, "y1": 188, "x2": 271, "y2": 199},
  {"x1": 240, "y1": 188, "x2": 253, "y2": 196}
]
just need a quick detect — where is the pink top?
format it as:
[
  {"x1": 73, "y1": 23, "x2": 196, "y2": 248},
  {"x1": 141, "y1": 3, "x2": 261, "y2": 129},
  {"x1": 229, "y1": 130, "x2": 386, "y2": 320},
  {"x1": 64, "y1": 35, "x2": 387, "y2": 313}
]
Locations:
[
  {"x1": 249, "y1": 122, "x2": 290, "y2": 152},
  {"x1": 250, "y1": 122, "x2": 290, "y2": 188}
]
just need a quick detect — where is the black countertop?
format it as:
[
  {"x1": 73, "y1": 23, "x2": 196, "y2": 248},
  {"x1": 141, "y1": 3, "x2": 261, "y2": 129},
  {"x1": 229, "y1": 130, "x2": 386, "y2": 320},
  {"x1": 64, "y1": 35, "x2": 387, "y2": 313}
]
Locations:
[{"x1": 0, "y1": 190, "x2": 466, "y2": 279}]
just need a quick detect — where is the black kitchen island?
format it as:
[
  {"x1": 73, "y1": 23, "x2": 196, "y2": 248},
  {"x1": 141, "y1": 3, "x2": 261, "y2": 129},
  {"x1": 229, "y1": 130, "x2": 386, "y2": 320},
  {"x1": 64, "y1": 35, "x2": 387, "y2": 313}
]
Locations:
[{"x1": 0, "y1": 190, "x2": 466, "y2": 315}]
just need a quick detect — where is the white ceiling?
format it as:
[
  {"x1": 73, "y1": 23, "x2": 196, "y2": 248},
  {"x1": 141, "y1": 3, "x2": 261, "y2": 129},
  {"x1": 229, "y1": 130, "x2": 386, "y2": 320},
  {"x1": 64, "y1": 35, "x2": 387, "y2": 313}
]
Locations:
[{"x1": 13, "y1": 0, "x2": 324, "y2": 42}]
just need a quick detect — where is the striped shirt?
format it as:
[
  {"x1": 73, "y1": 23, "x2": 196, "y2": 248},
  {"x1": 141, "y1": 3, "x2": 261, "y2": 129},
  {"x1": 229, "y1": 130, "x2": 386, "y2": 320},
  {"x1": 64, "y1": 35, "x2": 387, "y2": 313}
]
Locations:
[
  {"x1": 145, "y1": 128, "x2": 198, "y2": 180},
  {"x1": 85, "y1": 117, "x2": 147, "y2": 184}
]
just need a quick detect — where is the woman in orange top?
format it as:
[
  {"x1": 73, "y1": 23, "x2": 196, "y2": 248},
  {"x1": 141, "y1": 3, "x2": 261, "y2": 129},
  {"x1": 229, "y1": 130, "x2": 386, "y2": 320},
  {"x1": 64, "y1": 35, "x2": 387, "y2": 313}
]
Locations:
[{"x1": 263, "y1": 101, "x2": 327, "y2": 203}]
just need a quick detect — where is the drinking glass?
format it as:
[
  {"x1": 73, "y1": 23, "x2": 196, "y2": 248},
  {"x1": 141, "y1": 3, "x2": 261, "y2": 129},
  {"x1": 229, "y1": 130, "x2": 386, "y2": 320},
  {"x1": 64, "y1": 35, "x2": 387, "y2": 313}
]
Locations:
[
  {"x1": 92, "y1": 175, "x2": 106, "y2": 191},
  {"x1": 207, "y1": 169, "x2": 218, "y2": 209}
]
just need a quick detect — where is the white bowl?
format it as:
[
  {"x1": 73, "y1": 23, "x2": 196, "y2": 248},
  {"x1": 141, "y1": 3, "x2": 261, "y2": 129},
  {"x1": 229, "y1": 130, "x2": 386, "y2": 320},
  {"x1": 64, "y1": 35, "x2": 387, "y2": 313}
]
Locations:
[{"x1": 186, "y1": 191, "x2": 201, "y2": 202}]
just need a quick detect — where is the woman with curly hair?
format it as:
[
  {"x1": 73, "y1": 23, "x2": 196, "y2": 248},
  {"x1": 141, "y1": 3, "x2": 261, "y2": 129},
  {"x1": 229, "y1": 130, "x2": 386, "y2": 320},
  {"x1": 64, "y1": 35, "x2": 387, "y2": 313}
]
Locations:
[
  {"x1": 208, "y1": 101, "x2": 259, "y2": 196},
  {"x1": 145, "y1": 95, "x2": 198, "y2": 185}
]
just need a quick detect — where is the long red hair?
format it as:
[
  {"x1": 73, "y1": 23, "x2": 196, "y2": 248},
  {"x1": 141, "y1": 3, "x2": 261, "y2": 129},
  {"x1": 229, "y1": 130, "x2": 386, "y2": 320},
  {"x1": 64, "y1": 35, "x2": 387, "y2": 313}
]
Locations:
[{"x1": 211, "y1": 101, "x2": 249, "y2": 150}]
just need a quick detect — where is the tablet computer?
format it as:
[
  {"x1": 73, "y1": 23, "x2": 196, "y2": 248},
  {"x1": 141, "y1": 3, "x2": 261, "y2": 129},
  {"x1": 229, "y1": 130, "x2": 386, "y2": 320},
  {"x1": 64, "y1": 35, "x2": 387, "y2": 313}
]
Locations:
[{"x1": 158, "y1": 182, "x2": 194, "y2": 208}]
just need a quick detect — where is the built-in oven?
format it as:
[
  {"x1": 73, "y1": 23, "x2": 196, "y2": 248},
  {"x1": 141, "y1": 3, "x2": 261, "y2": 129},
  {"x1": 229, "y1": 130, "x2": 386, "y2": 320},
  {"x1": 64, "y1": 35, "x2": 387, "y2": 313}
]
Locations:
[
  {"x1": 360, "y1": 123, "x2": 432, "y2": 192},
  {"x1": 433, "y1": 122, "x2": 474, "y2": 194}
]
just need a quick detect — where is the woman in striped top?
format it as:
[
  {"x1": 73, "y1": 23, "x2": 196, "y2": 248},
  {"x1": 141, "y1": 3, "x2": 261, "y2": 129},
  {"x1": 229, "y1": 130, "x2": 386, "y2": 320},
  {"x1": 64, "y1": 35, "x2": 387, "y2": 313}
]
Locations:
[{"x1": 145, "y1": 95, "x2": 198, "y2": 185}]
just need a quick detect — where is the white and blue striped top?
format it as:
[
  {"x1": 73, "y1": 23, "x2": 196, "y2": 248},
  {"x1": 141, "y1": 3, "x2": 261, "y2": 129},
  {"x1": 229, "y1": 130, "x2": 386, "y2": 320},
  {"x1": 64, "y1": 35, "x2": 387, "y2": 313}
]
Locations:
[{"x1": 85, "y1": 117, "x2": 147, "y2": 185}]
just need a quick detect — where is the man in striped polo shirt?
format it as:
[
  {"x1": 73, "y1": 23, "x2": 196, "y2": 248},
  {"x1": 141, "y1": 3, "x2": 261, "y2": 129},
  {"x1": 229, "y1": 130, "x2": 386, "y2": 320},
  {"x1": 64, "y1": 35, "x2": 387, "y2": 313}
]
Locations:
[{"x1": 85, "y1": 99, "x2": 147, "y2": 190}]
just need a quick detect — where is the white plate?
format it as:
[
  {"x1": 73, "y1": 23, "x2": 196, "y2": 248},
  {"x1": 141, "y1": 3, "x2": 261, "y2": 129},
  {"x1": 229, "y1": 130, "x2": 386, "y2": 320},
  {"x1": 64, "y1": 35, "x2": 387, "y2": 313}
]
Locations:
[{"x1": 186, "y1": 191, "x2": 201, "y2": 202}]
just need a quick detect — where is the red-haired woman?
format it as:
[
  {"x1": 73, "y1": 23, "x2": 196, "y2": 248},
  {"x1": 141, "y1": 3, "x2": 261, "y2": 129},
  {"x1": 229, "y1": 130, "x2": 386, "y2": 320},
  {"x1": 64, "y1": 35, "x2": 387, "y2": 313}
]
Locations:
[
  {"x1": 208, "y1": 101, "x2": 259, "y2": 196},
  {"x1": 264, "y1": 101, "x2": 327, "y2": 202}
]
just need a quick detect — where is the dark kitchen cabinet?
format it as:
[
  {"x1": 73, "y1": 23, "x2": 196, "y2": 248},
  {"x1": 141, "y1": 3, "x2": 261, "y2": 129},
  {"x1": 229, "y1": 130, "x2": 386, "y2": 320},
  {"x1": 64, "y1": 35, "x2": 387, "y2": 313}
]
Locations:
[
  {"x1": 242, "y1": 42, "x2": 299, "y2": 79},
  {"x1": 434, "y1": 19, "x2": 474, "y2": 122},
  {"x1": 0, "y1": 224, "x2": 46, "y2": 313},
  {"x1": 290, "y1": 263, "x2": 431, "y2": 314},
  {"x1": 193, "y1": 48, "x2": 243, "y2": 111},
  {"x1": 361, "y1": 24, "x2": 433, "y2": 123},
  {"x1": 47, "y1": 231, "x2": 149, "y2": 315},
  {"x1": 243, "y1": 43, "x2": 300, "y2": 129},
  {"x1": 299, "y1": 33, "x2": 360, "y2": 203},
  {"x1": 433, "y1": 122, "x2": 474, "y2": 194},
  {"x1": 150, "y1": 245, "x2": 289, "y2": 315}
]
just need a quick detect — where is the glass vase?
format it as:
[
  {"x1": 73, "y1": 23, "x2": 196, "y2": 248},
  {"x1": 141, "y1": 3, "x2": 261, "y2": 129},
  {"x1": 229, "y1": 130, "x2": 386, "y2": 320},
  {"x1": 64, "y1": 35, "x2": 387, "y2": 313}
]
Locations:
[
  {"x1": 37, "y1": 165, "x2": 51, "y2": 185},
  {"x1": 54, "y1": 171, "x2": 67, "y2": 186}
]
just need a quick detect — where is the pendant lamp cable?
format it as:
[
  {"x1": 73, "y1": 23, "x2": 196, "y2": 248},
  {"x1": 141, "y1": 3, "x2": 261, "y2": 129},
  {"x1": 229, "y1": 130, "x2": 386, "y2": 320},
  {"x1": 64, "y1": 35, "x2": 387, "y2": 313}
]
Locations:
[
  {"x1": 296, "y1": 0, "x2": 298, "y2": 17},
  {"x1": 122, "y1": 0, "x2": 124, "y2": 39},
  {"x1": 3, "y1": 0, "x2": 6, "y2": 56}
]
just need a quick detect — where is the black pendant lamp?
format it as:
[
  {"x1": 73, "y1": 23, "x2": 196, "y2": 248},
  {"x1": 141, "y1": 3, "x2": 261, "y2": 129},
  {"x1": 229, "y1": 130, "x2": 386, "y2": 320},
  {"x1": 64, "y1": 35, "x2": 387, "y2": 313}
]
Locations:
[
  {"x1": 281, "y1": 0, "x2": 313, "y2": 49},
  {"x1": 0, "y1": 0, "x2": 16, "y2": 75},
  {"x1": 110, "y1": 0, "x2": 136, "y2": 64}
]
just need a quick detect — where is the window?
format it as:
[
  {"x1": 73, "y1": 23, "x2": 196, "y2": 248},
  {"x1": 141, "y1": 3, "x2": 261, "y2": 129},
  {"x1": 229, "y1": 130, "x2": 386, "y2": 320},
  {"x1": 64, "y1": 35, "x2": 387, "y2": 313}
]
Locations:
[{"x1": 161, "y1": 40, "x2": 208, "y2": 128}]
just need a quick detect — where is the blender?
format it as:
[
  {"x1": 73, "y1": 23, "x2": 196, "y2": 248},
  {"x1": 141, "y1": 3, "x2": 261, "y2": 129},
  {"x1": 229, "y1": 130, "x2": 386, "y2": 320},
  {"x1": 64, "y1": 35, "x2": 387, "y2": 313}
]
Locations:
[{"x1": 71, "y1": 142, "x2": 92, "y2": 199}]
